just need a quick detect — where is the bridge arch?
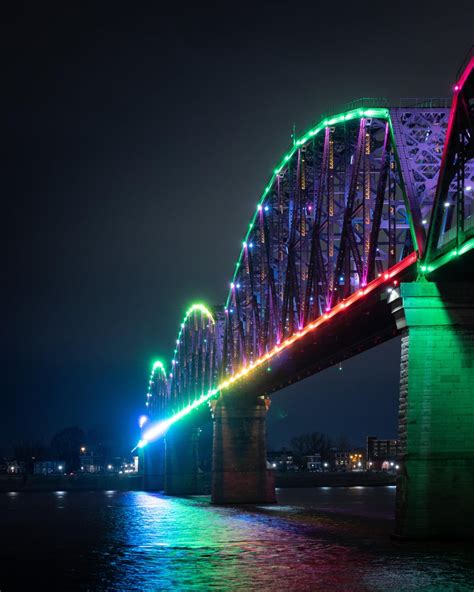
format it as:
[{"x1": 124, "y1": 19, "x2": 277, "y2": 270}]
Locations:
[
  {"x1": 169, "y1": 303, "x2": 220, "y2": 412},
  {"x1": 145, "y1": 360, "x2": 168, "y2": 420},
  {"x1": 223, "y1": 106, "x2": 418, "y2": 377}
]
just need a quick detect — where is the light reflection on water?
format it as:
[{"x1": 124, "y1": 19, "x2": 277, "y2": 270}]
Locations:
[{"x1": 1, "y1": 488, "x2": 473, "y2": 591}]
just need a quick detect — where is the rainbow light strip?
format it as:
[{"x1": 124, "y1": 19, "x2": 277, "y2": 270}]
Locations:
[{"x1": 136, "y1": 251, "x2": 417, "y2": 448}]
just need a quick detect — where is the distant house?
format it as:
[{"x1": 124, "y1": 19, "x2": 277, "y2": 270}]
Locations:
[
  {"x1": 333, "y1": 451, "x2": 350, "y2": 471},
  {"x1": 79, "y1": 450, "x2": 104, "y2": 473},
  {"x1": 267, "y1": 449, "x2": 297, "y2": 471},
  {"x1": 34, "y1": 461, "x2": 66, "y2": 475},
  {"x1": 304, "y1": 453, "x2": 321, "y2": 471},
  {"x1": 6, "y1": 460, "x2": 25, "y2": 474},
  {"x1": 333, "y1": 450, "x2": 364, "y2": 471}
]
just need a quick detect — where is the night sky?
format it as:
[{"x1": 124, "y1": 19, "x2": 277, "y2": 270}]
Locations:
[{"x1": 5, "y1": 2, "x2": 473, "y2": 454}]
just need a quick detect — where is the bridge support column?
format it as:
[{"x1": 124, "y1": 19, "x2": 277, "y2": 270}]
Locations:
[
  {"x1": 164, "y1": 424, "x2": 199, "y2": 496},
  {"x1": 391, "y1": 282, "x2": 474, "y2": 539},
  {"x1": 142, "y1": 439, "x2": 165, "y2": 491},
  {"x1": 211, "y1": 395, "x2": 276, "y2": 504}
]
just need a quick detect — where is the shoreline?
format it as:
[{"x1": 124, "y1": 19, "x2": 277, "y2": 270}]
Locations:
[{"x1": 0, "y1": 471, "x2": 396, "y2": 492}]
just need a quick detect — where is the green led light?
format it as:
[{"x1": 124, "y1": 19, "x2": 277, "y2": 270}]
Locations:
[
  {"x1": 459, "y1": 238, "x2": 474, "y2": 256},
  {"x1": 152, "y1": 360, "x2": 166, "y2": 375},
  {"x1": 422, "y1": 238, "x2": 473, "y2": 274},
  {"x1": 170, "y1": 303, "x2": 215, "y2": 370}
]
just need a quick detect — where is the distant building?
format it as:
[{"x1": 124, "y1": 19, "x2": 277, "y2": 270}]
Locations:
[
  {"x1": 79, "y1": 450, "x2": 104, "y2": 473},
  {"x1": 6, "y1": 461, "x2": 25, "y2": 474},
  {"x1": 366, "y1": 436, "x2": 400, "y2": 470},
  {"x1": 334, "y1": 451, "x2": 350, "y2": 470},
  {"x1": 348, "y1": 451, "x2": 364, "y2": 471},
  {"x1": 304, "y1": 453, "x2": 321, "y2": 471},
  {"x1": 267, "y1": 449, "x2": 297, "y2": 471},
  {"x1": 118, "y1": 457, "x2": 138, "y2": 474},
  {"x1": 34, "y1": 461, "x2": 66, "y2": 475},
  {"x1": 333, "y1": 450, "x2": 364, "y2": 471}
]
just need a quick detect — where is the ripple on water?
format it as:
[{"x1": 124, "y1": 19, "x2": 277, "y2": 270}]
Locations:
[{"x1": 0, "y1": 489, "x2": 473, "y2": 591}]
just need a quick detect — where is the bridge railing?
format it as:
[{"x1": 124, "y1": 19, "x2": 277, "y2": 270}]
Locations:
[
  {"x1": 397, "y1": 98, "x2": 451, "y2": 109},
  {"x1": 320, "y1": 97, "x2": 389, "y2": 119}
]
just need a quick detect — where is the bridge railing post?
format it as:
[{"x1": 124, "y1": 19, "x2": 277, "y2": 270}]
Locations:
[
  {"x1": 390, "y1": 281, "x2": 474, "y2": 539},
  {"x1": 211, "y1": 394, "x2": 276, "y2": 504}
]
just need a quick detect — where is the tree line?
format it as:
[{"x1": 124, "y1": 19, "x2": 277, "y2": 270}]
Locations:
[
  {"x1": 290, "y1": 432, "x2": 352, "y2": 465},
  {"x1": 11, "y1": 426, "x2": 112, "y2": 472}
]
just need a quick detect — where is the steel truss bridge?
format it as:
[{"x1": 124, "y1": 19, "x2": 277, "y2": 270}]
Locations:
[{"x1": 138, "y1": 54, "x2": 474, "y2": 452}]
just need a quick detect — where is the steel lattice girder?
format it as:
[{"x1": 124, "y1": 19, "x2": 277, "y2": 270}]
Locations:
[
  {"x1": 222, "y1": 108, "x2": 448, "y2": 379},
  {"x1": 142, "y1": 101, "x2": 472, "y2": 424},
  {"x1": 146, "y1": 361, "x2": 168, "y2": 420},
  {"x1": 168, "y1": 305, "x2": 220, "y2": 414}
]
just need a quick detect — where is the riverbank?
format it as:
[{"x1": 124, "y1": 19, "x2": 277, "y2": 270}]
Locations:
[
  {"x1": 0, "y1": 470, "x2": 395, "y2": 492},
  {"x1": 0, "y1": 473, "x2": 142, "y2": 492},
  {"x1": 275, "y1": 471, "x2": 396, "y2": 488}
]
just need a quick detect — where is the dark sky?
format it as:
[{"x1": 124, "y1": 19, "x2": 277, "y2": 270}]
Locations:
[{"x1": 4, "y1": 2, "x2": 473, "y2": 454}]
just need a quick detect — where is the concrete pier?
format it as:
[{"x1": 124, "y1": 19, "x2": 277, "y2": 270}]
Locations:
[
  {"x1": 391, "y1": 282, "x2": 474, "y2": 539},
  {"x1": 211, "y1": 394, "x2": 276, "y2": 504},
  {"x1": 164, "y1": 423, "x2": 200, "y2": 496}
]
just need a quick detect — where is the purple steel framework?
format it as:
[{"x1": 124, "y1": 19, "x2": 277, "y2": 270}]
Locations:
[
  {"x1": 222, "y1": 107, "x2": 449, "y2": 379},
  {"x1": 168, "y1": 304, "x2": 220, "y2": 414},
  {"x1": 140, "y1": 79, "x2": 474, "y2": 439}
]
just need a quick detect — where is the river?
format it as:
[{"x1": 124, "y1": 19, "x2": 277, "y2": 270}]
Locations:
[{"x1": 1, "y1": 487, "x2": 473, "y2": 590}]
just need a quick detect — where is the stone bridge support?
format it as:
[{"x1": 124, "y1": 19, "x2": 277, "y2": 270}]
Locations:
[
  {"x1": 211, "y1": 394, "x2": 276, "y2": 504},
  {"x1": 164, "y1": 423, "x2": 200, "y2": 496},
  {"x1": 391, "y1": 282, "x2": 474, "y2": 539}
]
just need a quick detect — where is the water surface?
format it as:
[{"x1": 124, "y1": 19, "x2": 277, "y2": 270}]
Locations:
[{"x1": 1, "y1": 487, "x2": 473, "y2": 590}]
